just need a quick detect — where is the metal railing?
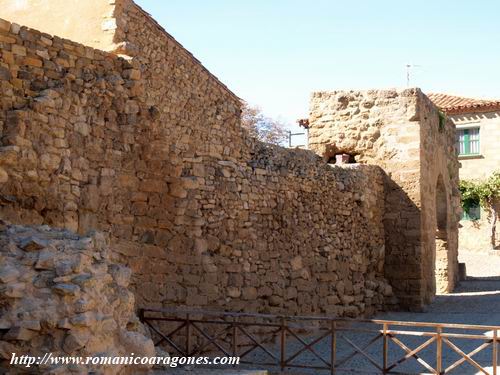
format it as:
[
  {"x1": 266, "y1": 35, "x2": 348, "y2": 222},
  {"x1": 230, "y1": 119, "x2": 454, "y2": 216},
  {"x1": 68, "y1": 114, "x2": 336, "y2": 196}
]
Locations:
[{"x1": 140, "y1": 307, "x2": 499, "y2": 374}]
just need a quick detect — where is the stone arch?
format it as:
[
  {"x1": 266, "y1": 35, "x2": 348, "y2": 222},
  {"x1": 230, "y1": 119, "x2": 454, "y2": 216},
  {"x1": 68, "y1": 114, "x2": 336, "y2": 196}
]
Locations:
[
  {"x1": 434, "y1": 174, "x2": 450, "y2": 293},
  {"x1": 436, "y1": 175, "x2": 448, "y2": 234}
]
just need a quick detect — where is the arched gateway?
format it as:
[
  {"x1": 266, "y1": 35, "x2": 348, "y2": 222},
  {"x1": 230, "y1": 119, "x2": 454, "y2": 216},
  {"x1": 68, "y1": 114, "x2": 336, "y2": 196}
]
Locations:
[{"x1": 435, "y1": 174, "x2": 451, "y2": 294}]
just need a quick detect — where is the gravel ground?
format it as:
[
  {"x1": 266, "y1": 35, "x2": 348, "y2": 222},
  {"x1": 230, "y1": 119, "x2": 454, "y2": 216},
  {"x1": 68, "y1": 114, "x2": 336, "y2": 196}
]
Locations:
[
  {"x1": 369, "y1": 251, "x2": 500, "y2": 374},
  {"x1": 459, "y1": 250, "x2": 500, "y2": 278},
  {"x1": 159, "y1": 252, "x2": 500, "y2": 374},
  {"x1": 155, "y1": 370, "x2": 268, "y2": 374}
]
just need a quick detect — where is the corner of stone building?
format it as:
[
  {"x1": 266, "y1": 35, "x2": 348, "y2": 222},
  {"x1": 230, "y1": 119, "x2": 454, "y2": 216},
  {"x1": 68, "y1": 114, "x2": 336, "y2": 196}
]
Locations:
[
  {"x1": 306, "y1": 87, "x2": 461, "y2": 312},
  {"x1": 105, "y1": 0, "x2": 138, "y2": 57},
  {"x1": 414, "y1": 90, "x2": 460, "y2": 302}
]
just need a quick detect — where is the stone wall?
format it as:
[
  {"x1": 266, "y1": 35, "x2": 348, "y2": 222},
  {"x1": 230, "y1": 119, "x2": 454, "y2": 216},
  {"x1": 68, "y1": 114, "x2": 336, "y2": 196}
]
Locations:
[
  {"x1": 188, "y1": 144, "x2": 392, "y2": 317},
  {"x1": 0, "y1": 9, "x2": 393, "y2": 319},
  {"x1": 308, "y1": 89, "x2": 460, "y2": 309},
  {"x1": 110, "y1": 0, "x2": 247, "y2": 161},
  {"x1": 417, "y1": 94, "x2": 460, "y2": 297},
  {"x1": 0, "y1": 223, "x2": 154, "y2": 374}
]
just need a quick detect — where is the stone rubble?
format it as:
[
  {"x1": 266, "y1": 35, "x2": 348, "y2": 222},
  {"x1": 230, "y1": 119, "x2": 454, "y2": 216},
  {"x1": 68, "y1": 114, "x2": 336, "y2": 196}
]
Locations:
[{"x1": 0, "y1": 223, "x2": 155, "y2": 374}]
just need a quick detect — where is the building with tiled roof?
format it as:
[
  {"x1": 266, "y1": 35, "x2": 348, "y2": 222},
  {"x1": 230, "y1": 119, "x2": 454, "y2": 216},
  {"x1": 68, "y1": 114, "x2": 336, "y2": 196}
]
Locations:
[
  {"x1": 299, "y1": 91, "x2": 499, "y2": 251},
  {"x1": 427, "y1": 92, "x2": 500, "y2": 180},
  {"x1": 427, "y1": 93, "x2": 500, "y2": 115},
  {"x1": 428, "y1": 92, "x2": 500, "y2": 252}
]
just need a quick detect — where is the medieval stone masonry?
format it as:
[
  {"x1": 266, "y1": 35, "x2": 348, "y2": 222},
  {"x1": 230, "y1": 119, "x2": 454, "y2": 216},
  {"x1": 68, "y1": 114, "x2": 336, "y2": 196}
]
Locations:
[
  {"x1": 308, "y1": 90, "x2": 461, "y2": 306},
  {"x1": 0, "y1": 1, "x2": 461, "y2": 367},
  {"x1": 0, "y1": 0, "x2": 396, "y2": 318}
]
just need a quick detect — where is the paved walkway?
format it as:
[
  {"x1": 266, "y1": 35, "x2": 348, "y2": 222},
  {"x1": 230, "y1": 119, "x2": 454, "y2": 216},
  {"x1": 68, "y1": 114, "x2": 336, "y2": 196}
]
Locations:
[
  {"x1": 256, "y1": 251, "x2": 500, "y2": 374},
  {"x1": 155, "y1": 370, "x2": 267, "y2": 375},
  {"x1": 378, "y1": 250, "x2": 500, "y2": 326},
  {"x1": 158, "y1": 251, "x2": 500, "y2": 374},
  {"x1": 369, "y1": 251, "x2": 500, "y2": 374}
]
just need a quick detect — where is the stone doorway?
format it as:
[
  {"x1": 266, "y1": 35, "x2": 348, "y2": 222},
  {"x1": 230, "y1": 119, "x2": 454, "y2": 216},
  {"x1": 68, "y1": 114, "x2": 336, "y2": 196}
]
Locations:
[{"x1": 435, "y1": 175, "x2": 451, "y2": 294}]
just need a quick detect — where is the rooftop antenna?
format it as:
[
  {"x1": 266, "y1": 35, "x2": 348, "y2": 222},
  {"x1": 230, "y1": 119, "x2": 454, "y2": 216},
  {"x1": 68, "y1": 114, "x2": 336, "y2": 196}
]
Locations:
[{"x1": 406, "y1": 64, "x2": 421, "y2": 87}]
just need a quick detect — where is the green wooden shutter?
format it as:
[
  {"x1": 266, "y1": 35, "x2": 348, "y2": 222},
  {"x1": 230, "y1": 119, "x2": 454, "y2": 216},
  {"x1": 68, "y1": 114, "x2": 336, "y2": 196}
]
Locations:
[{"x1": 463, "y1": 129, "x2": 470, "y2": 155}]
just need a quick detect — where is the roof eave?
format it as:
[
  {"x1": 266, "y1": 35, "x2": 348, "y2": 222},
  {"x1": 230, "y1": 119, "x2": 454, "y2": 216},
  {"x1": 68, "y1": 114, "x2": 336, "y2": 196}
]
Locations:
[{"x1": 442, "y1": 104, "x2": 500, "y2": 115}]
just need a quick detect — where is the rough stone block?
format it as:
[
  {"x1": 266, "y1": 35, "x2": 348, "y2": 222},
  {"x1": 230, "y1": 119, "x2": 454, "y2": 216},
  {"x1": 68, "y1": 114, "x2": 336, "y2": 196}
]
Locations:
[
  {"x1": 11, "y1": 44, "x2": 26, "y2": 56},
  {"x1": 0, "y1": 66, "x2": 11, "y2": 81},
  {"x1": 0, "y1": 18, "x2": 11, "y2": 32}
]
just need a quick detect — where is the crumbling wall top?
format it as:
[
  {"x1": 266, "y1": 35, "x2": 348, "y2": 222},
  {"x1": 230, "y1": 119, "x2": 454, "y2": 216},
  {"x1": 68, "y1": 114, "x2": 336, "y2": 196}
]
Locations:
[
  {"x1": 0, "y1": 0, "x2": 239, "y2": 101},
  {"x1": 0, "y1": 0, "x2": 117, "y2": 51}
]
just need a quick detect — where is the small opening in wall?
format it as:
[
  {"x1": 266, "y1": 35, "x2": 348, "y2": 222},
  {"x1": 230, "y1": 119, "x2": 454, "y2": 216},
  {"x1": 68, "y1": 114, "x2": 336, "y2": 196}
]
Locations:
[{"x1": 327, "y1": 153, "x2": 357, "y2": 165}]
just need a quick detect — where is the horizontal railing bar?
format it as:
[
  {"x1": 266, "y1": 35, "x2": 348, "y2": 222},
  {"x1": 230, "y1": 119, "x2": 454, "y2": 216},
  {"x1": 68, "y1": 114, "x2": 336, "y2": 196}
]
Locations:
[
  {"x1": 141, "y1": 307, "x2": 499, "y2": 374},
  {"x1": 143, "y1": 317, "x2": 283, "y2": 328},
  {"x1": 142, "y1": 318, "x2": 379, "y2": 334},
  {"x1": 143, "y1": 318, "x2": 500, "y2": 336},
  {"x1": 385, "y1": 330, "x2": 495, "y2": 340},
  {"x1": 142, "y1": 317, "x2": 366, "y2": 333},
  {"x1": 140, "y1": 307, "x2": 500, "y2": 331},
  {"x1": 384, "y1": 329, "x2": 435, "y2": 337},
  {"x1": 441, "y1": 332, "x2": 496, "y2": 340},
  {"x1": 142, "y1": 317, "x2": 499, "y2": 340},
  {"x1": 371, "y1": 320, "x2": 499, "y2": 330}
]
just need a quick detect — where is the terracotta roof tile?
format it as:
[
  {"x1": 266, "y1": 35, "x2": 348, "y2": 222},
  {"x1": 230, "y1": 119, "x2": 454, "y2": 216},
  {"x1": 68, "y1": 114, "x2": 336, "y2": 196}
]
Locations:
[{"x1": 427, "y1": 93, "x2": 500, "y2": 115}]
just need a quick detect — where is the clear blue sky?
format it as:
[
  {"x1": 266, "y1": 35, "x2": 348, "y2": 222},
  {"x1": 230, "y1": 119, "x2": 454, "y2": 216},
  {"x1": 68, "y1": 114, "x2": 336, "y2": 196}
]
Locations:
[{"x1": 136, "y1": 0, "x2": 500, "y2": 139}]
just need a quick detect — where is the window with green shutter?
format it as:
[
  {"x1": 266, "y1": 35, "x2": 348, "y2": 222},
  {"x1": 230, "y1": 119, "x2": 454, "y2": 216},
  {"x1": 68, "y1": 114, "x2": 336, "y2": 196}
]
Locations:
[
  {"x1": 461, "y1": 202, "x2": 481, "y2": 221},
  {"x1": 456, "y1": 128, "x2": 480, "y2": 156}
]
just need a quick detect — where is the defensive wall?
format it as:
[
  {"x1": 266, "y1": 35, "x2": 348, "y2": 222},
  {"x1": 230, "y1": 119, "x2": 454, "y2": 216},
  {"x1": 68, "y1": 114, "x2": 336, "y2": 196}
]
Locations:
[{"x1": 0, "y1": 0, "x2": 459, "y2": 318}]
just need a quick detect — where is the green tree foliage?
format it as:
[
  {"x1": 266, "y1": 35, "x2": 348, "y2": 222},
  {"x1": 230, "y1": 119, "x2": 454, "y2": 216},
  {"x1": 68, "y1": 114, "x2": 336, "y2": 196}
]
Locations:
[
  {"x1": 460, "y1": 171, "x2": 500, "y2": 248},
  {"x1": 459, "y1": 171, "x2": 500, "y2": 210}
]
